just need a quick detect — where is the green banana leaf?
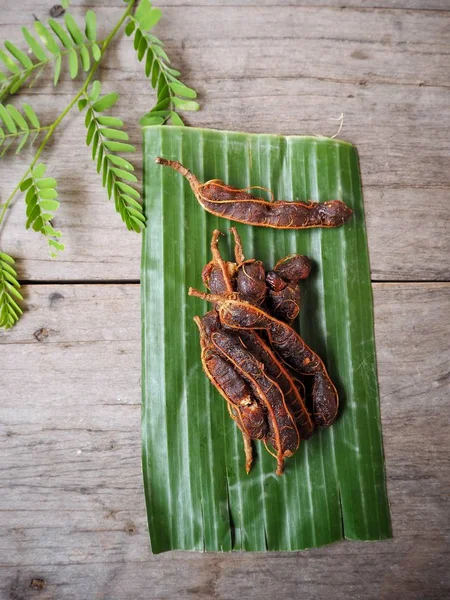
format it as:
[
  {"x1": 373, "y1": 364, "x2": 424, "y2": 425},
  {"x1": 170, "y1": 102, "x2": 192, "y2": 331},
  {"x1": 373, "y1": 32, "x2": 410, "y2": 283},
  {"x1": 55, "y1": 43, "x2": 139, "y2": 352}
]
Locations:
[{"x1": 141, "y1": 126, "x2": 391, "y2": 553}]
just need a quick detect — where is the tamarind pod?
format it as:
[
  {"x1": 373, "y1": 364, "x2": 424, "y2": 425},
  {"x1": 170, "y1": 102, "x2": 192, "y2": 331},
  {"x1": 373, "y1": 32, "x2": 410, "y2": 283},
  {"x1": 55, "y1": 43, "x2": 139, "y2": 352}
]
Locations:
[
  {"x1": 194, "y1": 313, "x2": 267, "y2": 473},
  {"x1": 266, "y1": 255, "x2": 310, "y2": 323},
  {"x1": 155, "y1": 157, "x2": 353, "y2": 229},
  {"x1": 266, "y1": 270, "x2": 301, "y2": 323},
  {"x1": 238, "y1": 330, "x2": 315, "y2": 439},
  {"x1": 202, "y1": 260, "x2": 237, "y2": 295},
  {"x1": 311, "y1": 371, "x2": 339, "y2": 428},
  {"x1": 211, "y1": 330, "x2": 300, "y2": 475},
  {"x1": 236, "y1": 260, "x2": 267, "y2": 306},
  {"x1": 202, "y1": 228, "x2": 268, "y2": 308},
  {"x1": 273, "y1": 254, "x2": 311, "y2": 283},
  {"x1": 202, "y1": 229, "x2": 237, "y2": 295},
  {"x1": 189, "y1": 292, "x2": 339, "y2": 428}
]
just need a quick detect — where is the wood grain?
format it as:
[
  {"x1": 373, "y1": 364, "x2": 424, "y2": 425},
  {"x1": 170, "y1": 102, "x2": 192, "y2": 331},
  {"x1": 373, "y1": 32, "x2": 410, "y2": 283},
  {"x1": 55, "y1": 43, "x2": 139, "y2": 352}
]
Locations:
[
  {"x1": 1, "y1": 283, "x2": 449, "y2": 599},
  {"x1": 1, "y1": 1, "x2": 449, "y2": 598},
  {"x1": 0, "y1": 2, "x2": 449, "y2": 281}
]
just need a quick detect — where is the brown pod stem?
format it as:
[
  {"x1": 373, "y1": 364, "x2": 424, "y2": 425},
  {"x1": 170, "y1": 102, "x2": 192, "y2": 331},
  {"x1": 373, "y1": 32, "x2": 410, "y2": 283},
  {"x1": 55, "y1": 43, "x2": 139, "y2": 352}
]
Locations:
[
  {"x1": 202, "y1": 229, "x2": 237, "y2": 296},
  {"x1": 194, "y1": 312, "x2": 267, "y2": 473},
  {"x1": 189, "y1": 291, "x2": 339, "y2": 428},
  {"x1": 156, "y1": 157, "x2": 353, "y2": 229},
  {"x1": 210, "y1": 330, "x2": 300, "y2": 475},
  {"x1": 238, "y1": 330, "x2": 315, "y2": 439},
  {"x1": 230, "y1": 226, "x2": 245, "y2": 264}
]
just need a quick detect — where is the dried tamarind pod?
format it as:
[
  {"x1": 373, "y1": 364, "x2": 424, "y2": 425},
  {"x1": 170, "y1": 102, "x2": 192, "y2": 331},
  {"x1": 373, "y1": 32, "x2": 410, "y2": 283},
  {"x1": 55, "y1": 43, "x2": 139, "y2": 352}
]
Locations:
[
  {"x1": 238, "y1": 330, "x2": 315, "y2": 439},
  {"x1": 236, "y1": 260, "x2": 267, "y2": 306},
  {"x1": 310, "y1": 371, "x2": 339, "y2": 428},
  {"x1": 194, "y1": 311, "x2": 267, "y2": 473},
  {"x1": 156, "y1": 157, "x2": 353, "y2": 229},
  {"x1": 210, "y1": 330, "x2": 300, "y2": 475},
  {"x1": 273, "y1": 254, "x2": 311, "y2": 283},
  {"x1": 203, "y1": 227, "x2": 268, "y2": 307},
  {"x1": 229, "y1": 227, "x2": 268, "y2": 306},
  {"x1": 202, "y1": 230, "x2": 237, "y2": 296},
  {"x1": 266, "y1": 270, "x2": 302, "y2": 323},
  {"x1": 266, "y1": 255, "x2": 311, "y2": 323},
  {"x1": 189, "y1": 292, "x2": 339, "y2": 428}
]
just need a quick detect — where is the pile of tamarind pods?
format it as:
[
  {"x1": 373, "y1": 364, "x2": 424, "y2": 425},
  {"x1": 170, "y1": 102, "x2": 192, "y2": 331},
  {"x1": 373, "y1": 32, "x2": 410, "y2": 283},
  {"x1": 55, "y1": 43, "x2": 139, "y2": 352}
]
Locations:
[{"x1": 189, "y1": 229, "x2": 339, "y2": 475}]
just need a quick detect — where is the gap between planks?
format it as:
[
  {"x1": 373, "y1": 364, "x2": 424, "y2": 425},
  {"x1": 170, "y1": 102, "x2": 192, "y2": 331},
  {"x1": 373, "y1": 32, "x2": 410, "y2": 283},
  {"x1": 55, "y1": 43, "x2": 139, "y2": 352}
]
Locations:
[{"x1": 18, "y1": 279, "x2": 450, "y2": 286}]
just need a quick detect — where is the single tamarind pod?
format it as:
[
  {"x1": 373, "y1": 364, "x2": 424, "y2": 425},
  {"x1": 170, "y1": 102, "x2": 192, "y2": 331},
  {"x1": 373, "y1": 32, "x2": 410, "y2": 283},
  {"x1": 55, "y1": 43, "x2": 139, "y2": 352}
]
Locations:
[
  {"x1": 311, "y1": 371, "x2": 339, "y2": 428},
  {"x1": 266, "y1": 270, "x2": 301, "y2": 323},
  {"x1": 156, "y1": 157, "x2": 353, "y2": 229},
  {"x1": 203, "y1": 228, "x2": 268, "y2": 306},
  {"x1": 266, "y1": 255, "x2": 311, "y2": 323},
  {"x1": 202, "y1": 229, "x2": 237, "y2": 295},
  {"x1": 238, "y1": 330, "x2": 315, "y2": 439},
  {"x1": 194, "y1": 312, "x2": 267, "y2": 473},
  {"x1": 273, "y1": 254, "x2": 311, "y2": 283},
  {"x1": 189, "y1": 292, "x2": 338, "y2": 427},
  {"x1": 210, "y1": 330, "x2": 300, "y2": 475},
  {"x1": 236, "y1": 260, "x2": 267, "y2": 306}
]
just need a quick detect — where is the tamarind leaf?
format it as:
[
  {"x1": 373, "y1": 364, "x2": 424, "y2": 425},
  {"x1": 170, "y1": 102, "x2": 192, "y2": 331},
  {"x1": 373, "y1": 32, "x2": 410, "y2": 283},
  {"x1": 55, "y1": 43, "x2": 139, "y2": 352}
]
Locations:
[
  {"x1": 171, "y1": 97, "x2": 199, "y2": 111},
  {"x1": 127, "y1": 4, "x2": 199, "y2": 123},
  {"x1": 141, "y1": 126, "x2": 392, "y2": 553},
  {"x1": 85, "y1": 10, "x2": 97, "y2": 42},
  {"x1": 21, "y1": 28, "x2": 47, "y2": 62},
  {"x1": 1, "y1": 11, "x2": 98, "y2": 101},
  {"x1": 64, "y1": 13, "x2": 84, "y2": 46},
  {"x1": 91, "y1": 43, "x2": 101, "y2": 62},
  {"x1": 4, "y1": 41, "x2": 33, "y2": 69},
  {"x1": 0, "y1": 251, "x2": 23, "y2": 330},
  {"x1": 53, "y1": 54, "x2": 62, "y2": 86},
  {"x1": 79, "y1": 45, "x2": 90, "y2": 71},
  {"x1": 79, "y1": 81, "x2": 145, "y2": 232},
  {"x1": 21, "y1": 162, "x2": 63, "y2": 256},
  {"x1": 92, "y1": 92, "x2": 119, "y2": 112},
  {"x1": 169, "y1": 111, "x2": 184, "y2": 126},
  {"x1": 168, "y1": 81, "x2": 197, "y2": 99},
  {"x1": 0, "y1": 101, "x2": 45, "y2": 157},
  {"x1": 68, "y1": 48, "x2": 78, "y2": 78}
]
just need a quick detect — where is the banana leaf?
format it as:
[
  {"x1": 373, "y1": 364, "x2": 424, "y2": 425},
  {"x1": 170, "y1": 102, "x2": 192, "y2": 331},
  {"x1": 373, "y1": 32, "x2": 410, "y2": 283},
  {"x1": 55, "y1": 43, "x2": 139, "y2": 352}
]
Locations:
[{"x1": 141, "y1": 126, "x2": 391, "y2": 553}]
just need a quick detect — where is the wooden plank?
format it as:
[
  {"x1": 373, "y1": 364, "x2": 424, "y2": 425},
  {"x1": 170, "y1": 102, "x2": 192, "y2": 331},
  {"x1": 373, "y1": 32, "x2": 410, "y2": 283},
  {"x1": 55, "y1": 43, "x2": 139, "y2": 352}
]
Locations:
[
  {"x1": 10, "y1": 1, "x2": 450, "y2": 11},
  {"x1": 0, "y1": 283, "x2": 449, "y2": 599},
  {"x1": 0, "y1": 3, "x2": 449, "y2": 282}
]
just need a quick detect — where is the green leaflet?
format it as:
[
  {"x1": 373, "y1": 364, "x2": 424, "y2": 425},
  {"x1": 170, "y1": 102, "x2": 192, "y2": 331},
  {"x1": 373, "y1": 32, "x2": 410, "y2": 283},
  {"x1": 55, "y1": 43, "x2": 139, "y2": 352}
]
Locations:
[
  {"x1": 0, "y1": 10, "x2": 100, "y2": 101},
  {"x1": 0, "y1": 251, "x2": 23, "y2": 329},
  {"x1": 79, "y1": 81, "x2": 145, "y2": 232},
  {"x1": 127, "y1": 0, "x2": 199, "y2": 126},
  {"x1": 141, "y1": 126, "x2": 391, "y2": 553},
  {"x1": 23, "y1": 163, "x2": 64, "y2": 257},
  {"x1": 0, "y1": 102, "x2": 45, "y2": 156}
]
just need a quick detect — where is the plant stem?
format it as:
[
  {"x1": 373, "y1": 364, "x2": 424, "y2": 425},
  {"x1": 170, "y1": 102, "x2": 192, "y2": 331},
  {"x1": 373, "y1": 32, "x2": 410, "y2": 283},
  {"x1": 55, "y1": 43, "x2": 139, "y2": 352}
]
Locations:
[{"x1": 0, "y1": 0, "x2": 135, "y2": 230}]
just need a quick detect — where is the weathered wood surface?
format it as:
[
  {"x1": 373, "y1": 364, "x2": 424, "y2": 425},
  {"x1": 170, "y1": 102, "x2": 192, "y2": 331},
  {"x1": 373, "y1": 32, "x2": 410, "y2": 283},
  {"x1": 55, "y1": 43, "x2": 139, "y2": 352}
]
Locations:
[
  {"x1": 1, "y1": 283, "x2": 449, "y2": 599},
  {"x1": 0, "y1": 1, "x2": 449, "y2": 280},
  {"x1": 1, "y1": 1, "x2": 450, "y2": 599}
]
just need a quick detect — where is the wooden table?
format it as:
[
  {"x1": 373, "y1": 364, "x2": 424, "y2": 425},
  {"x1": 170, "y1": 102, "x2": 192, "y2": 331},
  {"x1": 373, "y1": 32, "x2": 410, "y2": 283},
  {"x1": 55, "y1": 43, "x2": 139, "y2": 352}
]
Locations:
[{"x1": 1, "y1": 1, "x2": 449, "y2": 598}]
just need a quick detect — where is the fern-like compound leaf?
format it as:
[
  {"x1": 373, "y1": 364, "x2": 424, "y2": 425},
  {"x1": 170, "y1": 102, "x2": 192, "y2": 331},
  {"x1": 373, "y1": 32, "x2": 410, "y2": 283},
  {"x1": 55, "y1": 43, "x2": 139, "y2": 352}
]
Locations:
[
  {"x1": 79, "y1": 81, "x2": 145, "y2": 232},
  {"x1": 125, "y1": 0, "x2": 199, "y2": 126},
  {"x1": 0, "y1": 252, "x2": 23, "y2": 330},
  {"x1": 0, "y1": 10, "x2": 102, "y2": 101},
  {"x1": 0, "y1": 102, "x2": 47, "y2": 156},
  {"x1": 22, "y1": 163, "x2": 64, "y2": 257}
]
